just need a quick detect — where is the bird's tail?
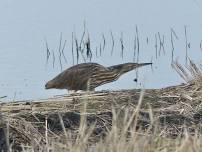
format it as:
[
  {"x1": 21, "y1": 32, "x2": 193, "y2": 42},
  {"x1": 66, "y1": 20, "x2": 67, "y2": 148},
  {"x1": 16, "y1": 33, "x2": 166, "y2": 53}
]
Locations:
[{"x1": 108, "y1": 62, "x2": 152, "y2": 75}]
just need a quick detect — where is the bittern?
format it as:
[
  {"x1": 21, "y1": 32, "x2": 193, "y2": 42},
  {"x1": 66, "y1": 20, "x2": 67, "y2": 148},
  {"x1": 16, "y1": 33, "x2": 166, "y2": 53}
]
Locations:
[{"x1": 45, "y1": 62, "x2": 152, "y2": 91}]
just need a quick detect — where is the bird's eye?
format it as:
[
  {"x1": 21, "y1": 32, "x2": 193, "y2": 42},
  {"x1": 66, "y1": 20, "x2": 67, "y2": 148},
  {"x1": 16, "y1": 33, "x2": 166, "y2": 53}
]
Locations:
[{"x1": 134, "y1": 78, "x2": 138, "y2": 82}]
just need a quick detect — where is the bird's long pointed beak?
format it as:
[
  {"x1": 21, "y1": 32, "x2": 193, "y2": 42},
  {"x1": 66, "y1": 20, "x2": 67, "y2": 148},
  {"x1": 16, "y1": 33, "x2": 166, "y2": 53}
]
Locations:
[{"x1": 138, "y1": 62, "x2": 152, "y2": 66}]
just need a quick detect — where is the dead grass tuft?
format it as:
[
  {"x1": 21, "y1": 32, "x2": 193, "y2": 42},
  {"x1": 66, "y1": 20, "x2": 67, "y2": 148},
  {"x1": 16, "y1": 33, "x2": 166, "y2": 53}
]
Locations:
[{"x1": 1, "y1": 60, "x2": 202, "y2": 151}]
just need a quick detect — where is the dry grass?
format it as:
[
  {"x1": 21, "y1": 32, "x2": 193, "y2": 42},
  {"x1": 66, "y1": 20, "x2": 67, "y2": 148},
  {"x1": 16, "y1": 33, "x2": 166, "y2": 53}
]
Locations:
[{"x1": 1, "y1": 60, "x2": 202, "y2": 151}]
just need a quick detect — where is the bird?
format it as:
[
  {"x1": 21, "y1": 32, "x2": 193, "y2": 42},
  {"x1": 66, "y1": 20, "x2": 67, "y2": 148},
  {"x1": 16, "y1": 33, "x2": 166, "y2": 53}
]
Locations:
[{"x1": 45, "y1": 62, "x2": 152, "y2": 91}]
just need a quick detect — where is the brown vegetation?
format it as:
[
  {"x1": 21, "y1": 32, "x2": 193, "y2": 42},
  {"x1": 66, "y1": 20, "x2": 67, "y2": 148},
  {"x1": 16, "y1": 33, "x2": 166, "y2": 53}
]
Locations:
[{"x1": 0, "y1": 60, "x2": 202, "y2": 151}]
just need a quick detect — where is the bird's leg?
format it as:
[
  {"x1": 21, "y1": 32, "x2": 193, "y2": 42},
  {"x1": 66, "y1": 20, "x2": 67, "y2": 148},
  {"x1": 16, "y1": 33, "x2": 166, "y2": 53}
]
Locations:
[
  {"x1": 76, "y1": 90, "x2": 86, "y2": 94},
  {"x1": 67, "y1": 90, "x2": 76, "y2": 94},
  {"x1": 68, "y1": 90, "x2": 87, "y2": 95}
]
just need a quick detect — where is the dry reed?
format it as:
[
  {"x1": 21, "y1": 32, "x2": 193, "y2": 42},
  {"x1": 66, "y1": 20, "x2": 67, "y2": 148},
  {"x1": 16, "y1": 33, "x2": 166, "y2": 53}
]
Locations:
[{"x1": 1, "y1": 60, "x2": 202, "y2": 151}]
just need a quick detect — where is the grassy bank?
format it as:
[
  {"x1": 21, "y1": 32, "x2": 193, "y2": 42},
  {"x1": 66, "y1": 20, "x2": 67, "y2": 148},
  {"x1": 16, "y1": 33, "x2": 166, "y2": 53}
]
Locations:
[{"x1": 0, "y1": 61, "x2": 202, "y2": 151}]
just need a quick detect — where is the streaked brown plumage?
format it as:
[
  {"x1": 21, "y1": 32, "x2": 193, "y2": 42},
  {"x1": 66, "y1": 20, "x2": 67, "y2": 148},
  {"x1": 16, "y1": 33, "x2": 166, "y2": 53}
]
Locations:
[{"x1": 45, "y1": 62, "x2": 152, "y2": 91}]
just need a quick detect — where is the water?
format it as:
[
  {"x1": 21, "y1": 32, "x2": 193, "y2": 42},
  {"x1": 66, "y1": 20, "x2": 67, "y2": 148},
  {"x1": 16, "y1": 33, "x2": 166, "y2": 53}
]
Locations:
[{"x1": 1, "y1": 0, "x2": 202, "y2": 101}]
